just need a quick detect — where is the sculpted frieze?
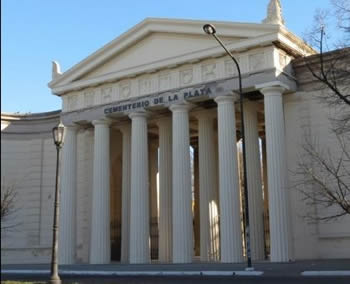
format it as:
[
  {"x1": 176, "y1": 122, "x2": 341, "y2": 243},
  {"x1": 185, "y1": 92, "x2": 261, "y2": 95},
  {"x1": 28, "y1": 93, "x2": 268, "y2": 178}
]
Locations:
[
  {"x1": 249, "y1": 52, "x2": 266, "y2": 72},
  {"x1": 68, "y1": 95, "x2": 78, "y2": 110},
  {"x1": 225, "y1": 58, "x2": 239, "y2": 77},
  {"x1": 120, "y1": 80, "x2": 131, "y2": 99},
  {"x1": 180, "y1": 68, "x2": 193, "y2": 86},
  {"x1": 201, "y1": 63, "x2": 216, "y2": 81},
  {"x1": 100, "y1": 86, "x2": 113, "y2": 104},
  {"x1": 139, "y1": 77, "x2": 152, "y2": 95},
  {"x1": 159, "y1": 72, "x2": 171, "y2": 91},
  {"x1": 279, "y1": 53, "x2": 287, "y2": 68},
  {"x1": 84, "y1": 90, "x2": 95, "y2": 107}
]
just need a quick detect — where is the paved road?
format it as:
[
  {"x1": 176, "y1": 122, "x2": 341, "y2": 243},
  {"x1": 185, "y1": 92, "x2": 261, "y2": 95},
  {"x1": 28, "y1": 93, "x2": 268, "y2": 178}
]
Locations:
[
  {"x1": 2, "y1": 259, "x2": 350, "y2": 283},
  {"x1": 3, "y1": 275, "x2": 350, "y2": 284}
]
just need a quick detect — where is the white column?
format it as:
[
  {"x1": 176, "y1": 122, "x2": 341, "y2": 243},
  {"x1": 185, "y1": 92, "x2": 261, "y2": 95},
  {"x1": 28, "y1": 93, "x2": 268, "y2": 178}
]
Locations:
[
  {"x1": 211, "y1": 128, "x2": 220, "y2": 261},
  {"x1": 170, "y1": 104, "x2": 193, "y2": 263},
  {"x1": 262, "y1": 138, "x2": 269, "y2": 230},
  {"x1": 90, "y1": 119, "x2": 111, "y2": 264},
  {"x1": 259, "y1": 84, "x2": 291, "y2": 262},
  {"x1": 129, "y1": 112, "x2": 150, "y2": 264},
  {"x1": 149, "y1": 141, "x2": 158, "y2": 260},
  {"x1": 243, "y1": 101, "x2": 265, "y2": 260},
  {"x1": 215, "y1": 95, "x2": 243, "y2": 263},
  {"x1": 157, "y1": 118, "x2": 172, "y2": 262},
  {"x1": 119, "y1": 124, "x2": 131, "y2": 263},
  {"x1": 59, "y1": 125, "x2": 78, "y2": 264},
  {"x1": 193, "y1": 145, "x2": 201, "y2": 257},
  {"x1": 197, "y1": 111, "x2": 218, "y2": 262}
]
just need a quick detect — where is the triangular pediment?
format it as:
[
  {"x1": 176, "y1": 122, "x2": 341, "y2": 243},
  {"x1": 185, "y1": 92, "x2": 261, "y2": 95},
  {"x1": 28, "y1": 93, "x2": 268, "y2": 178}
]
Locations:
[
  {"x1": 49, "y1": 18, "x2": 314, "y2": 95},
  {"x1": 81, "y1": 32, "x2": 244, "y2": 81}
]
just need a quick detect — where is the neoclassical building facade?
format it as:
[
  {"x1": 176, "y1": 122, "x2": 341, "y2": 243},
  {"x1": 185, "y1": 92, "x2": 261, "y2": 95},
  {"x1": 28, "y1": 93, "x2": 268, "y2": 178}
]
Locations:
[{"x1": 2, "y1": 0, "x2": 350, "y2": 265}]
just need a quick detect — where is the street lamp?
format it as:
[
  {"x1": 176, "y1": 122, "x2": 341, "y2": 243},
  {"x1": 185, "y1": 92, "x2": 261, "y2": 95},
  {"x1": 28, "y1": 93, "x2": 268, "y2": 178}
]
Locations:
[
  {"x1": 50, "y1": 122, "x2": 64, "y2": 284},
  {"x1": 203, "y1": 23, "x2": 252, "y2": 269}
]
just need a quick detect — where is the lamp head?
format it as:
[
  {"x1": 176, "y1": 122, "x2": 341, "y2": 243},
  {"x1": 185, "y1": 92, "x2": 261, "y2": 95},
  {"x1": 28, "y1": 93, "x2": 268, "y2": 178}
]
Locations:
[
  {"x1": 52, "y1": 122, "x2": 64, "y2": 147},
  {"x1": 203, "y1": 24, "x2": 216, "y2": 35}
]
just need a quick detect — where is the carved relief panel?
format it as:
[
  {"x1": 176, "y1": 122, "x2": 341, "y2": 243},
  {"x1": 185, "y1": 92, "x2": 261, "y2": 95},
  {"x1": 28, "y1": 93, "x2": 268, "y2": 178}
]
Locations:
[
  {"x1": 224, "y1": 58, "x2": 240, "y2": 77},
  {"x1": 159, "y1": 72, "x2": 171, "y2": 91},
  {"x1": 180, "y1": 68, "x2": 193, "y2": 86},
  {"x1": 119, "y1": 81, "x2": 131, "y2": 99},
  {"x1": 68, "y1": 94, "x2": 78, "y2": 111},
  {"x1": 139, "y1": 77, "x2": 152, "y2": 95},
  {"x1": 84, "y1": 90, "x2": 95, "y2": 107},
  {"x1": 201, "y1": 62, "x2": 216, "y2": 81},
  {"x1": 249, "y1": 52, "x2": 265, "y2": 72},
  {"x1": 100, "y1": 86, "x2": 113, "y2": 104}
]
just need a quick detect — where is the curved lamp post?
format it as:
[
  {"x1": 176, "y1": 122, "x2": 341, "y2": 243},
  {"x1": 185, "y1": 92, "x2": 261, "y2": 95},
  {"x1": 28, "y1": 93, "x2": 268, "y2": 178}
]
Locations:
[
  {"x1": 50, "y1": 122, "x2": 64, "y2": 284},
  {"x1": 203, "y1": 24, "x2": 252, "y2": 269}
]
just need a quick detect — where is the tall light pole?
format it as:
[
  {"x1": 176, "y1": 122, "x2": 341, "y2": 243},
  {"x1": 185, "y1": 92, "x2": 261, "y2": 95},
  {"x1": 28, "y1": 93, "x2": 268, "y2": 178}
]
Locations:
[
  {"x1": 50, "y1": 122, "x2": 64, "y2": 284},
  {"x1": 203, "y1": 23, "x2": 252, "y2": 269}
]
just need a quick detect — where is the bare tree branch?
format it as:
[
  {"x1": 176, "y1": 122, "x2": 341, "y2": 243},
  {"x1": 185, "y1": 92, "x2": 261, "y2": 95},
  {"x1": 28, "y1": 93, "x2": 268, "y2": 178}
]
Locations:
[
  {"x1": 294, "y1": 2, "x2": 350, "y2": 222},
  {"x1": 1, "y1": 179, "x2": 18, "y2": 231}
]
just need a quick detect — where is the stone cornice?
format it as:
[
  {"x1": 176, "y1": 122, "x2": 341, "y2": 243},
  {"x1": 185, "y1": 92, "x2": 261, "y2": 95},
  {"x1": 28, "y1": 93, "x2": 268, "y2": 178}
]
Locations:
[
  {"x1": 1, "y1": 110, "x2": 61, "y2": 121},
  {"x1": 292, "y1": 47, "x2": 349, "y2": 68},
  {"x1": 276, "y1": 27, "x2": 317, "y2": 57},
  {"x1": 1, "y1": 111, "x2": 60, "y2": 135}
]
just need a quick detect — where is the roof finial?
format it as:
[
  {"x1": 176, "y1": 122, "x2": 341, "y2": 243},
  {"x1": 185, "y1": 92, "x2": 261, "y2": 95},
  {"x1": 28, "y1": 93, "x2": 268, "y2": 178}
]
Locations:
[
  {"x1": 262, "y1": 0, "x2": 285, "y2": 26},
  {"x1": 52, "y1": 61, "x2": 62, "y2": 80}
]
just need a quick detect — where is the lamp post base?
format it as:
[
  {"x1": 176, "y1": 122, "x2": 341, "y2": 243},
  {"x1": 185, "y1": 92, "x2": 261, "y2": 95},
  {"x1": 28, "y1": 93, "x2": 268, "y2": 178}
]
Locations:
[{"x1": 49, "y1": 276, "x2": 62, "y2": 284}]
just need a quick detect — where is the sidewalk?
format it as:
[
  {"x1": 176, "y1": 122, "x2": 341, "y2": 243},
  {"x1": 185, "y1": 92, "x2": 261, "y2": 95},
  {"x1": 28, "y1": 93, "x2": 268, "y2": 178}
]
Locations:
[{"x1": 2, "y1": 259, "x2": 350, "y2": 278}]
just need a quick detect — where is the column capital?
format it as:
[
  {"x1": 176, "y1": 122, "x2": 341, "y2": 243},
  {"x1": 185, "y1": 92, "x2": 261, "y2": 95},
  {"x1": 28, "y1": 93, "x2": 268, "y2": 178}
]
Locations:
[
  {"x1": 169, "y1": 103, "x2": 193, "y2": 113},
  {"x1": 129, "y1": 112, "x2": 149, "y2": 120},
  {"x1": 256, "y1": 81, "x2": 290, "y2": 96},
  {"x1": 214, "y1": 95, "x2": 236, "y2": 105},
  {"x1": 92, "y1": 119, "x2": 112, "y2": 127}
]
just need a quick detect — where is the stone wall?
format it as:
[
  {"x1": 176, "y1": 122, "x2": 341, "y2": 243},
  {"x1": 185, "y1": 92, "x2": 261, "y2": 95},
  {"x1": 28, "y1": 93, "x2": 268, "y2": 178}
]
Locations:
[
  {"x1": 1, "y1": 111, "x2": 60, "y2": 264},
  {"x1": 285, "y1": 49, "x2": 350, "y2": 259}
]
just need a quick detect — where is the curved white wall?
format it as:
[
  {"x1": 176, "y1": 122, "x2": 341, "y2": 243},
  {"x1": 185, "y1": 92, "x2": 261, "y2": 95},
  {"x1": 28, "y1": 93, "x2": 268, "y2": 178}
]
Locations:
[{"x1": 1, "y1": 111, "x2": 60, "y2": 264}]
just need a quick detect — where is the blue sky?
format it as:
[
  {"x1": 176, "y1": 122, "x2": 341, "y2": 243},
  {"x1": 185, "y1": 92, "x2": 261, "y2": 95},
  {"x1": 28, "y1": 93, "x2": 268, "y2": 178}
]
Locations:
[{"x1": 1, "y1": 0, "x2": 334, "y2": 113}]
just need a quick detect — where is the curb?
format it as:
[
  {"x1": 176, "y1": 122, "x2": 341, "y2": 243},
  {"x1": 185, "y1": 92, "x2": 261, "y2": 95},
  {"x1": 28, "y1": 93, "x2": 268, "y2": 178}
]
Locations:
[
  {"x1": 302, "y1": 271, "x2": 350, "y2": 277},
  {"x1": 1, "y1": 269, "x2": 264, "y2": 277}
]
